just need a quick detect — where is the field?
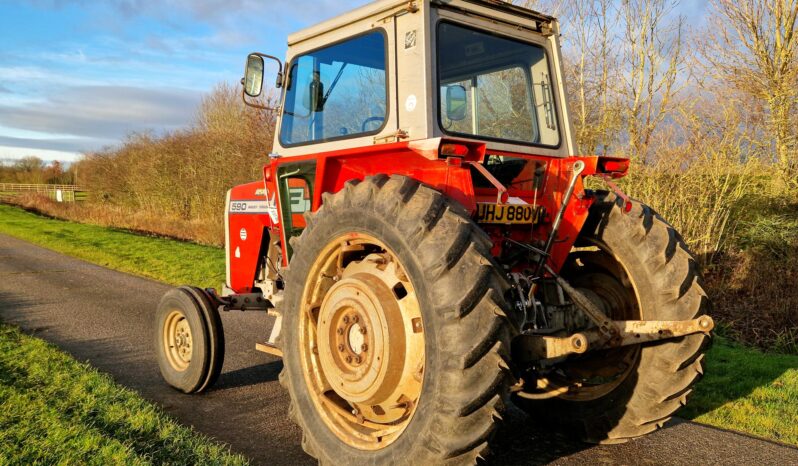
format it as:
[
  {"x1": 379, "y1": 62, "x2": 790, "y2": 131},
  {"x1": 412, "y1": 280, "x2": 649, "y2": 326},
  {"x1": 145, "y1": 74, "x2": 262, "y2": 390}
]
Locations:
[{"x1": 1, "y1": 203, "x2": 796, "y2": 449}]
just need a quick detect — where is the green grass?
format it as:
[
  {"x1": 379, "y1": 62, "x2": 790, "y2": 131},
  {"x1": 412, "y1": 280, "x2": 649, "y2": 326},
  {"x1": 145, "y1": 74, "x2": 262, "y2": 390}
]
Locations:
[
  {"x1": 0, "y1": 204, "x2": 224, "y2": 288},
  {"x1": 679, "y1": 337, "x2": 798, "y2": 446},
  {"x1": 0, "y1": 324, "x2": 247, "y2": 465},
  {"x1": 1, "y1": 204, "x2": 796, "y2": 449}
]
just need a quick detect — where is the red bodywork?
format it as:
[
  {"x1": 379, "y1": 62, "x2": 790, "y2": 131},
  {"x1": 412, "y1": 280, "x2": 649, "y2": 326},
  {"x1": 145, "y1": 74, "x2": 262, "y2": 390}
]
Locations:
[{"x1": 225, "y1": 138, "x2": 629, "y2": 294}]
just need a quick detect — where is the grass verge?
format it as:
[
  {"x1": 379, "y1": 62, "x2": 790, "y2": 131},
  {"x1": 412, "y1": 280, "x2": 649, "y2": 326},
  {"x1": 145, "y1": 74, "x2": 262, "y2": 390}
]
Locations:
[
  {"x1": 1, "y1": 204, "x2": 796, "y2": 448},
  {"x1": 0, "y1": 203, "x2": 225, "y2": 289},
  {"x1": 0, "y1": 324, "x2": 247, "y2": 465},
  {"x1": 680, "y1": 337, "x2": 798, "y2": 446}
]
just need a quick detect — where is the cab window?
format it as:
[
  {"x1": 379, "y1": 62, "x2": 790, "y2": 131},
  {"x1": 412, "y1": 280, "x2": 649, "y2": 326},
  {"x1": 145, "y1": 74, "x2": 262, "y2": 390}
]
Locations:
[
  {"x1": 438, "y1": 22, "x2": 560, "y2": 147},
  {"x1": 280, "y1": 31, "x2": 387, "y2": 146}
]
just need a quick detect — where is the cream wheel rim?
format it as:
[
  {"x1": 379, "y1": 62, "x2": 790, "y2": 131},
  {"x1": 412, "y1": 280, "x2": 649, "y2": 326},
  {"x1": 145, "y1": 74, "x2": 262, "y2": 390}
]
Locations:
[
  {"x1": 163, "y1": 310, "x2": 192, "y2": 371},
  {"x1": 298, "y1": 234, "x2": 425, "y2": 450}
]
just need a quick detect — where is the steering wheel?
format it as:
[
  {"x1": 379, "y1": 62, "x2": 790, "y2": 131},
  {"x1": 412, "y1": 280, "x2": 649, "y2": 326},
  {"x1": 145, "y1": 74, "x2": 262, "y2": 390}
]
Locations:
[{"x1": 361, "y1": 116, "x2": 385, "y2": 132}]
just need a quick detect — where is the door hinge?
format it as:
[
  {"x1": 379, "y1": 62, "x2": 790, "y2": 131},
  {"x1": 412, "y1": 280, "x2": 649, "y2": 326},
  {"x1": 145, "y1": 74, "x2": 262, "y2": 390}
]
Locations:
[{"x1": 374, "y1": 129, "x2": 409, "y2": 144}]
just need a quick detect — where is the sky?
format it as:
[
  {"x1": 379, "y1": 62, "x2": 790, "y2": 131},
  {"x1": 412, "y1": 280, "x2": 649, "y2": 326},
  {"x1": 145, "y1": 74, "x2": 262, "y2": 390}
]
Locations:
[
  {"x1": 0, "y1": 0, "x2": 707, "y2": 163},
  {"x1": 0, "y1": 0, "x2": 372, "y2": 163}
]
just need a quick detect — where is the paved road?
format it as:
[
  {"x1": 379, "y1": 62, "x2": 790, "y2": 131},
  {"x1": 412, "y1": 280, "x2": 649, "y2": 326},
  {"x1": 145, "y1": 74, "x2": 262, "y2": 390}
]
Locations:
[{"x1": 1, "y1": 232, "x2": 796, "y2": 465}]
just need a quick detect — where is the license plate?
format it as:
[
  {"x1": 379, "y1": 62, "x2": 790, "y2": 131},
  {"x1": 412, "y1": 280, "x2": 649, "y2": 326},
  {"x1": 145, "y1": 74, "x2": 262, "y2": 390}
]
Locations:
[{"x1": 476, "y1": 203, "x2": 541, "y2": 225}]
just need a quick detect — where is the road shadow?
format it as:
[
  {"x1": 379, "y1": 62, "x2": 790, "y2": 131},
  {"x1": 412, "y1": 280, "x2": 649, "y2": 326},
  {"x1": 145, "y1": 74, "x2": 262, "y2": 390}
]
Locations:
[
  {"x1": 488, "y1": 405, "x2": 590, "y2": 465},
  {"x1": 213, "y1": 360, "x2": 283, "y2": 391},
  {"x1": 0, "y1": 291, "x2": 39, "y2": 324}
]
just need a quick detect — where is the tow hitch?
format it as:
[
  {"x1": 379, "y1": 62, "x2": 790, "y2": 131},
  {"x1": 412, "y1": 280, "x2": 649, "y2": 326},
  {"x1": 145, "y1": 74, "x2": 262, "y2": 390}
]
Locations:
[
  {"x1": 513, "y1": 267, "x2": 715, "y2": 362},
  {"x1": 513, "y1": 315, "x2": 715, "y2": 362}
]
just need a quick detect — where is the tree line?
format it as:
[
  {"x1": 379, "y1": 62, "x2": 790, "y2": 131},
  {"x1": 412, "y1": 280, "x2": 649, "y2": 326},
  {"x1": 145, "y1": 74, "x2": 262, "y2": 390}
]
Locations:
[{"x1": 0, "y1": 157, "x2": 76, "y2": 185}]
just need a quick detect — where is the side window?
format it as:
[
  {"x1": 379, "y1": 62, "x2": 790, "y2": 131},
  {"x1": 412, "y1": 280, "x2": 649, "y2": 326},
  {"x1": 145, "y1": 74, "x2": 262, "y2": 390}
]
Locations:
[
  {"x1": 277, "y1": 162, "x2": 316, "y2": 258},
  {"x1": 280, "y1": 31, "x2": 387, "y2": 146}
]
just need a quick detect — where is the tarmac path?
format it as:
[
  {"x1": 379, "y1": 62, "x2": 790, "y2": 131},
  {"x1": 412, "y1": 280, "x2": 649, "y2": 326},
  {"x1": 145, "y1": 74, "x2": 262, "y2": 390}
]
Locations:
[{"x1": 1, "y1": 232, "x2": 796, "y2": 465}]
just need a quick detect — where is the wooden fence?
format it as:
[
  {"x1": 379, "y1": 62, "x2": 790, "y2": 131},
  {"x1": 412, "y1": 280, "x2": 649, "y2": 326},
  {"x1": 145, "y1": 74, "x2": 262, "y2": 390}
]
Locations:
[{"x1": 0, "y1": 183, "x2": 88, "y2": 202}]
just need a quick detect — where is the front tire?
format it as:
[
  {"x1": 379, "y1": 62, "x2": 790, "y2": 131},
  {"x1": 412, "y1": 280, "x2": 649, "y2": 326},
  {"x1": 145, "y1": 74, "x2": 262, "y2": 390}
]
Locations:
[
  {"x1": 155, "y1": 286, "x2": 224, "y2": 393},
  {"x1": 279, "y1": 175, "x2": 517, "y2": 465}
]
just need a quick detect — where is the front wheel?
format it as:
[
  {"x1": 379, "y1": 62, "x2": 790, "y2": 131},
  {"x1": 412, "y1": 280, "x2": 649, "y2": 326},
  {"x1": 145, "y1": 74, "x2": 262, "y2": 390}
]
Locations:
[
  {"x1": 155, "y1": 286, "x2": 224, "y2": 393},
  {"x1": 279, "y1": 175, "x2": 517, "y2": 465},
  {"x1": 515, "y1": 193, "x2": 710, "y2": 443}
]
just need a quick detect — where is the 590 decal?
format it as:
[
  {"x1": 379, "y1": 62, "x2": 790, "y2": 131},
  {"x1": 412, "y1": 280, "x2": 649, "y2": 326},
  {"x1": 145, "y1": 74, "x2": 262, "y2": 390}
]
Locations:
[{"x1": 229, "y1": 201, "x2": 270, "y2": 213}]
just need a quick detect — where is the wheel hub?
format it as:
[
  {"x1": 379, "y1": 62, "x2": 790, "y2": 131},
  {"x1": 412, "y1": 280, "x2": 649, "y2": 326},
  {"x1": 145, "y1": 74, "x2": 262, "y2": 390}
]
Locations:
[
  {"x1": 555, "y1": 252, "x2": 641, "y2": 401},
  {"x1": 318, "y1": 269, "x2": 407, "y2": 413},
  {"x1": 164, "y1": 311, "x2": 192, "y2": 371}
]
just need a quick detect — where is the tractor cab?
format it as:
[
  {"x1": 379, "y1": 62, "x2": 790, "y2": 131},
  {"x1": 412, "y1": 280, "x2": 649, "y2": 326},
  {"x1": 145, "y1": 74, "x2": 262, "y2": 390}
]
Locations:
[{"x1": 243, "y1": 0, "x2": 576, "y2": 158}]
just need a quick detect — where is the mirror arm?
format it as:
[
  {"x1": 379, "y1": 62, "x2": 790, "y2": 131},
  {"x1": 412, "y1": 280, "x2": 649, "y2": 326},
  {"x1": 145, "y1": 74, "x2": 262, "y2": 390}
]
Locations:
[{"x1": 241, "y1": 89, "x2": 280, "y2": 111}]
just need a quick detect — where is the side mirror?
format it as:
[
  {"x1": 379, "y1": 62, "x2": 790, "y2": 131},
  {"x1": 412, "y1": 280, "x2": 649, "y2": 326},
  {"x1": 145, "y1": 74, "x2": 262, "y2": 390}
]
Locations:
[
  {"x1": 445, "y1": 85, "x2": 468, "y2": 121},
  {"x1": 241, "y1": 52, "x2": 284, "y2": 110},
  {"x1": 243, "y1": 54, "x2": 264, "y2": 97}
]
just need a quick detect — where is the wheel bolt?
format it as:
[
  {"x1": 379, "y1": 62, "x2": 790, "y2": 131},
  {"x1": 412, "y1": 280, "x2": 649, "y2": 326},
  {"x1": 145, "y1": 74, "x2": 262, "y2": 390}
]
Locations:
[
  {"x1": 354, "y1": 356, "x2": 362, "y2": 364},
  {"x1": 343, "y1": 316, "x2": 350, "y2": 324},
  {"x1": 352, "y1": 315, "x2": 359, "y2": 323},
  {"x1": 361, "y1": 344, "x2": 368, "y2": 352},
  {"x1": 337, "y1": 328, "x2": 344, "y2": 335},
  {"x1": 346, "y1": 356, "x2": 353, "y2": 364},
  {"x1": 359, "y1": 327, "x2": 366, "y2": 335},
  {"x1": 338, "y1": 344, "x2": 345, "y2": 352}
]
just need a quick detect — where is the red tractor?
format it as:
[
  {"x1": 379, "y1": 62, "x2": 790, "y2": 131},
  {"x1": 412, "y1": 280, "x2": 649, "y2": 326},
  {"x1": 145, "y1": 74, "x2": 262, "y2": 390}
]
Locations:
[{"x1": 154, "y1": 1, "x2": 713, "y2": 464}]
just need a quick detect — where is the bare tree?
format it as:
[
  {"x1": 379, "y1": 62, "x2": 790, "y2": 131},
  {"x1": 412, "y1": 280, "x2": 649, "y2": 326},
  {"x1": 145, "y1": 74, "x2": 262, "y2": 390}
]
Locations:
[
  {"x1": 619, "y1": 0, "x2": 686, "y2": 161},
  {"x1": 562, "y1": 0, "x2": 623, "y2": 154},
  {"x1": 514, "y1": 0, "x2": 683, "y2": 159},
  {"x1": 702, "y1": 0, "x2": 798, "y2": 179}
]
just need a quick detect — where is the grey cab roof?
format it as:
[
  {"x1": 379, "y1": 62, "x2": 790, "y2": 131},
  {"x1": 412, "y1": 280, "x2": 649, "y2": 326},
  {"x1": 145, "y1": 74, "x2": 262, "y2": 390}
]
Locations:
[{"x1": 287, "y1": 0, "x2": 556, "y2": 46}]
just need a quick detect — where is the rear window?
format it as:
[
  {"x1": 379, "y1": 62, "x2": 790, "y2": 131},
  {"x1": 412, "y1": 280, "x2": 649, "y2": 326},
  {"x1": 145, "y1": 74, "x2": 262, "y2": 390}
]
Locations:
[{"x1": 437, "y1": 22, "x2": 560, "y2": 147}]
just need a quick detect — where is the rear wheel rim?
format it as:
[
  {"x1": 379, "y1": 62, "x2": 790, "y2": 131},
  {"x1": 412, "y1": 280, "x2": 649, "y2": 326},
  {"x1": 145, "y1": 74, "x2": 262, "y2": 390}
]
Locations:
[
  {"x1": 557, "y1": 243, "x2": 641, "y2": 401},
  {"x1": 163, "y1": 310, "x2": 192, "y2": 372},
  {"x1": 298, "y1": 234, "x2": 425, "y2": 450}
]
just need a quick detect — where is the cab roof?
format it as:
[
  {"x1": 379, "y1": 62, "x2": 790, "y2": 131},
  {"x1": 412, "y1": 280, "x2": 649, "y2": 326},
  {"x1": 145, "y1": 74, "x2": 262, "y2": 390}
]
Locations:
[{"x1": 287, "y1": 0, "x2": 556, "y2": 46}]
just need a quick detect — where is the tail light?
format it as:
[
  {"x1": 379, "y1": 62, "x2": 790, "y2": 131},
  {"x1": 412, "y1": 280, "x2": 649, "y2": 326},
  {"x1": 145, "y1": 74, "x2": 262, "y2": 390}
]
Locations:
[{"x1": 440, "y1": 143, "x2": 470, "y2": 157}]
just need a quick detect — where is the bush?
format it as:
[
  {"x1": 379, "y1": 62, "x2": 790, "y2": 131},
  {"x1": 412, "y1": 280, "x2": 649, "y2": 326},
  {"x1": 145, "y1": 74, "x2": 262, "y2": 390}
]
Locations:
[{"x1": 73, "y1": 83, "x2": 277, "y2": 245}]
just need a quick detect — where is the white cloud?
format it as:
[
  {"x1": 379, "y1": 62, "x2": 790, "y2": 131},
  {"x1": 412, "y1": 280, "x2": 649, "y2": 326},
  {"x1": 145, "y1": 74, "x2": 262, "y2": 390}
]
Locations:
[
  {"x1": 0, "y1": 145, "x2": 81, "y2": 162},
  {"x1": 0, "y1": 85, "x2": 201, "y2": 141}
]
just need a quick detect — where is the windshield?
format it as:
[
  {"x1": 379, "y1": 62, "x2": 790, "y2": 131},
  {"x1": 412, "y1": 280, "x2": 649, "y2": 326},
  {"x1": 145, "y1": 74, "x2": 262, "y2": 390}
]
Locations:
[
  {"x1": 280, "y1": 31, "x2": 387, "y2": 147},
  {"x1": 437, "y1": 22, "x2": 560, "y2": 147}
]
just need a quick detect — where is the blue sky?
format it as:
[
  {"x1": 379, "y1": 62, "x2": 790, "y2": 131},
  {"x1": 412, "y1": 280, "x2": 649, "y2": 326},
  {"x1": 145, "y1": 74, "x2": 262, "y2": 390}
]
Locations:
[
  {"x1": 0, "y1": 0, "x2": 372, "y2": 162},
  {"x1": 0, "y1": 0, "x2": 707, "y2": 163}
]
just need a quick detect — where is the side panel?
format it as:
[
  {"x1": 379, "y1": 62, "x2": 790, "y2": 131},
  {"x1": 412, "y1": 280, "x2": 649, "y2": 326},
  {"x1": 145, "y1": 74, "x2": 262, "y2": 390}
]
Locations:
[
  {"x1": 396, "y1": 2, "x2": 433, "y2": 141},
  {"x1": 226, "y1": 180, "x2": 277, "y2": 294}
]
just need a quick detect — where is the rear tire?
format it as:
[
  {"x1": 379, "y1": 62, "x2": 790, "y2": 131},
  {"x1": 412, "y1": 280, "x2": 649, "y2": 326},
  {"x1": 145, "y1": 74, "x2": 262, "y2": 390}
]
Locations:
[
  {"x1": 279, "y1": 175, "x2": 517, "y2": 465},
  {"x1": 515, "y1": 192, "x2": 710, "y2": 443}
]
